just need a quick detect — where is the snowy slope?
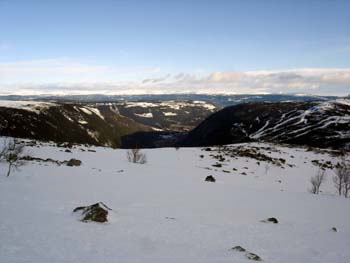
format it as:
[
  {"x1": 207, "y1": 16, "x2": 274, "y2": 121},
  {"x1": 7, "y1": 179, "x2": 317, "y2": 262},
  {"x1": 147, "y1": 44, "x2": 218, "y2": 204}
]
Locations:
[
  {"x1": 182, "y1": 99, "x2": 350, "y2": 149},
  {"x1": 249, "y1": 99, "x2": 350, "y2": 141},
  {"x1": 0, "y1": 139, "x2": 349, "y2": 263},
  {"x1": 0, "y1": 99, "x2": 217, "y2": 145},
  {"x1": 0, "y1": 102, "x2": 150, "y2": 147}
]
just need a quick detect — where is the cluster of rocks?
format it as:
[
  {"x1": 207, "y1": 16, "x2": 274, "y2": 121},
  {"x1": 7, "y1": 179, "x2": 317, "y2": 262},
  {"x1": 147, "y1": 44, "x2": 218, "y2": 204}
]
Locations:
[{"x1": 203, "y1": 145, "x2": 289, "y2": 170}]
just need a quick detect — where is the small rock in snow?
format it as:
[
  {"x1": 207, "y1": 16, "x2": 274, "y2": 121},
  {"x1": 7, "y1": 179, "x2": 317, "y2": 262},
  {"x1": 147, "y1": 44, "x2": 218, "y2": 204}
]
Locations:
[
  {"x1": 245, "y1": 252, "x2": 262, "y2": 261},
  {"x1": 73, "y1": 202, "x2": 111, "y2": 223},
  {"x1": 205, "y1": 175, "x2": 216, "y2": 182},
  {"x1": 231, "y1": 246, "x2": 246, "y2": 252},
  {"x1": 261, "y1": 217, "x2": 279, "y2": 224},
  {"x1": 67, "y1": 158, "x2": 82, "y2": 166},
  {"x1": 231, "y1": 246, "x2": 262, "y2": 261}
]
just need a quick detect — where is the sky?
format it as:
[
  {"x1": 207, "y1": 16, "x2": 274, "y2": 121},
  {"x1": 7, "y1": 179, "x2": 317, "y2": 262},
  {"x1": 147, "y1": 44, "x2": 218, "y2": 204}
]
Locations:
[{"x1": 0, "y1": 0, "x2": 350, "y2": 96}]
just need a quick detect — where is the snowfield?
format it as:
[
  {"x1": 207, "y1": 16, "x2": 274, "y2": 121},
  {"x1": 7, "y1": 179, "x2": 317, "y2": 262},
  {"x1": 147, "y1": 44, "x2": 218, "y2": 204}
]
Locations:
[
  {"x1": 123, "y1": 100, "x2": 216, "y2": 111},
  {"x1": 134, "y1": 112, "x2": 154, "y2": 118},
  {"x1": 0, "y1": 100, "x2": 56, "y2": 114},
  {"x1": 0, "y1": 139, "x2": 349, "y2": 263}
]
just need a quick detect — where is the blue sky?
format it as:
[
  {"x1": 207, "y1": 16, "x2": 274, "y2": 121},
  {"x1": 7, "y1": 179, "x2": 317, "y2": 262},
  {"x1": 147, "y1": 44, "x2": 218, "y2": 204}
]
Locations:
[{"x1": 1, "y1": 0, "x2": 350, "y2": 95}]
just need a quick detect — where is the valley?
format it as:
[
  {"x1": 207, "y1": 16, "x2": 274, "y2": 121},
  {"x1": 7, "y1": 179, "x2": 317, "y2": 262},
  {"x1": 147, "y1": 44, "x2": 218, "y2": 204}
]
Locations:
[{"x1": 0, "y1": 95, "x2": 349, "y2": 150}]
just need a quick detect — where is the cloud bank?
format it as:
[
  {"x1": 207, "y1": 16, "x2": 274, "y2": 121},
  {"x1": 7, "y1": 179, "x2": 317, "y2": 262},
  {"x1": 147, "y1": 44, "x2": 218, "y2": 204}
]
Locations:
[{"x1": 0, "y1": 59, "x2": 349, "y2": 96}]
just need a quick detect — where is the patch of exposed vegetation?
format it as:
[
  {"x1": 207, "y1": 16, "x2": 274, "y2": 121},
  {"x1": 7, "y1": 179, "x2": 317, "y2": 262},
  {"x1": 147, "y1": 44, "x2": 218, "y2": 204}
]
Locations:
[
  {"x1": 204, "y1": 144, "x2": 288, "y2": 167},
  {"x1": 311, "y1": 159, "x2": 334, "y2": 170},
  {"x1": 21, "y1": 155, "x2": 82, "y2": 167}
]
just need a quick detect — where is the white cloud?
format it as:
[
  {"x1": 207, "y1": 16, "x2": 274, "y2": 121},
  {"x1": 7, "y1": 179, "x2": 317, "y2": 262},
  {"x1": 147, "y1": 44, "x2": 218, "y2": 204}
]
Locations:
[
  {"x1": 0, "y1": 58, "x2": 160, "y2": 83},
  {"x1": 0, "y1": 58, "x2": 349, "y2": 96}
]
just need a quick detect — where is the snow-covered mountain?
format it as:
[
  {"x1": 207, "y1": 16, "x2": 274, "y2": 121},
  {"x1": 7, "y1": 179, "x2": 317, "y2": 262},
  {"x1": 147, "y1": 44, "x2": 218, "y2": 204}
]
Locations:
[
  {"x1": 181, "y1": 99, "x2": 350, "y2": 150},
  {"x1": 0, "y1": 139, "x2": 349, "y2": 263},
  {"x1": 0, "y1": 100, "x2": 150, "y2": 147},
  {"x1": 0, "y1": 100, "x2": 216, "y2": 147}
]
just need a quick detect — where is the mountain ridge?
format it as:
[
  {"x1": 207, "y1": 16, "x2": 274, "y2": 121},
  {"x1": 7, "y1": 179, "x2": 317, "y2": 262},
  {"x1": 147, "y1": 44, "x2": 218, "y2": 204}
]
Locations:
[{"x1": 180, "y1": 99, "x2": 350, "y2": 150}]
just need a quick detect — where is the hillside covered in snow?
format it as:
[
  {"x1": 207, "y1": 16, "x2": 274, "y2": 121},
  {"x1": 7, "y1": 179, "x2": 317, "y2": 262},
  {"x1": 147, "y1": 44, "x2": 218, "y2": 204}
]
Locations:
[
  {"x1": 0, "y1": 99, "x2": 217, "y2": 147},
  {"x1": 0, "y1": 138, "x2": 349, "y2": 263},
  {"x1": 181, "y1": 99, "x2": 350, "y2": 150}
]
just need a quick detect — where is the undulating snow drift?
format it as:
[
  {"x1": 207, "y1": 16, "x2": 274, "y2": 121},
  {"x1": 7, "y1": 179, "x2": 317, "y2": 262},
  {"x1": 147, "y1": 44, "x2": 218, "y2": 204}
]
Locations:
[{"x1": 0, "y1": 138, "x2": 349, "y2": 263}]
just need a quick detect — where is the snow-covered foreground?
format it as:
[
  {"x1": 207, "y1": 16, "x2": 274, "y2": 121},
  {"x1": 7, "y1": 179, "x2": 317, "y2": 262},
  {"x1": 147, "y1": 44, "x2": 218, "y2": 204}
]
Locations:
[{"x1": 0, "y1": 140, "x2": 349, "y2": 263}]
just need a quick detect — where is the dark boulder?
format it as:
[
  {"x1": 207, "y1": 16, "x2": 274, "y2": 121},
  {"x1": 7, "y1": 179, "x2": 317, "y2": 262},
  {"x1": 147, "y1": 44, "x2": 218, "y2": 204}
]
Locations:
[
  {"x1": 261, "y1": 217, "x2": 278, "y2": 224},
  {"x1": 73, "y1": 202, "x2": 111, "y2": 223},
  {"x1": 246, "y1": 252, "x2": 262, "y2": 261},
  {"x1": 205, "y1": 175, "x2": 216, "y2": 182},
  {"x1": 67, "y1": 158, "x2": 82, "y2": 166}
]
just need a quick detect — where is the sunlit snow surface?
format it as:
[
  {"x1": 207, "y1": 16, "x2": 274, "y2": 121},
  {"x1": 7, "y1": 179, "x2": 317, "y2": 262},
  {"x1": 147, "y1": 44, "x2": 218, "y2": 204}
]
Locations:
[
  {"x1": 0, "y1": 139, "x2": 349, "y2": 263},
  {"x1": 0, "y1": 100, "x2": 56, "y2": 113},
  {"x1": 124, "y1": 100, "x2": 216, "y2": 111},
  {"x1": 134, "y1": 112, "x2": 153, "y2": 118}
]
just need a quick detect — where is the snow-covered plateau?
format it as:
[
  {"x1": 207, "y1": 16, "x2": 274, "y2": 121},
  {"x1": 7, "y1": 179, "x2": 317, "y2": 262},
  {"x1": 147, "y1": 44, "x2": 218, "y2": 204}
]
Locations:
[{"x1": 0, "y1": 139, "x2": 349, "y2": 263}]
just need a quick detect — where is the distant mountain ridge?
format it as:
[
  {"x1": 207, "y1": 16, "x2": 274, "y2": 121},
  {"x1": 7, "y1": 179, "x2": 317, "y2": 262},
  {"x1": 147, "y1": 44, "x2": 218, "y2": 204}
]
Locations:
[{"x1": 0, "y1": 93, "x2": 337, "y2": 107}]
